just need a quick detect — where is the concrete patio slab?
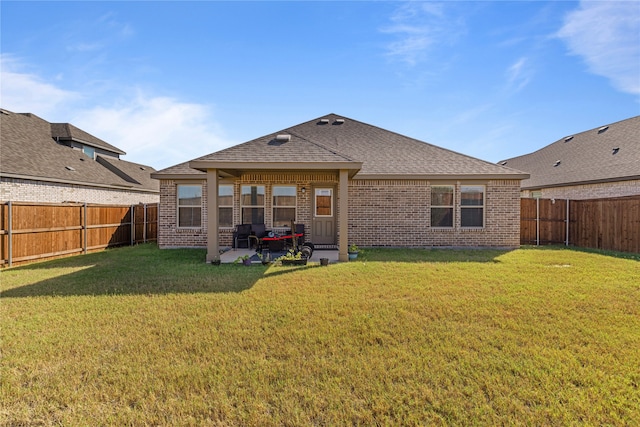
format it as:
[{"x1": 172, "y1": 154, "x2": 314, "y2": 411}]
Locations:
[{"x1": 219, "y1": 248, "x2": 339, "y2": 265}]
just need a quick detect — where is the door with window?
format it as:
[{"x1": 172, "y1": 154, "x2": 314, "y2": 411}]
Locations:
[{"x1": 312, "y1": 187, "x2": 336, "y2": 245}]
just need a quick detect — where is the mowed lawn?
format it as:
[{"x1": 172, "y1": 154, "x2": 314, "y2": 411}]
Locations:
[{"x1": 1, "y1": 245, "x2": 639, "y2": 426}]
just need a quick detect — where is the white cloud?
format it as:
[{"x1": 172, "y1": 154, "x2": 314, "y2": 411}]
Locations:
[
  {"x1": 506, "y1": 57, "x2": 533, "y2": 93},
  {"x1": 0, "y1": 54, "x2": 81, "y2": 116},
  {"x1": 1, "y1": 55, "x2": 229, "y2": 170},
  {"x1": 73, "y1": 94, "x2": 231, "y2": 170},
  {"x1": 380, "y1": 2, "x2": 461, "y2": 66},
  {"x1": 557, "y1": 1, "x2": 640, "y2": 95}
]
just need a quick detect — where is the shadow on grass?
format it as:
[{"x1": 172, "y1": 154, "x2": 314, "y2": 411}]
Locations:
[
  {"x1": 0, "y1": 244, "x2": 337, "y2": 298},
  {"x1": 1, "y1": 245, "x2": 513, "y2": 298},
  {"x1": 519, "y1": 244, "x2": 640, "y2": 261},
  {"x1": 359, "y1": 247, "x2": 511, "y2": 264}
]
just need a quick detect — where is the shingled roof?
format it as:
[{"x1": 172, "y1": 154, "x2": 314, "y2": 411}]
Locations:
[
  {"x1": 50, "y1": 122, "x2": 125, "y2": 155},
  {"x1": 1, "y1": 109, "x2": 158, "y2": 193},
  {"x1": 154, "y1": 113, "x2": 528, "y2": 180},
  {"x1": 499, "y1": 116, "x2": 640, "y2": 190}
]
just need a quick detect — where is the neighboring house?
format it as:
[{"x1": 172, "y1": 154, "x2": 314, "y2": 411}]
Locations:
[
  {"x1": 1, "y1": 109, "x2": 159, "y2": 204},
  {"x1": 152, "y1": 113, "x2": 529, "y2": 262},
  {"x1": 499, "y1": 116, "x2": 640, "y2": 200}
]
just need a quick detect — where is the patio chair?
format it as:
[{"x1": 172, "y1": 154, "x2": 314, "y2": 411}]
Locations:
[
  {"x1": 233, "y1": 224, "x2": 252, "y2": 249},
  {"x1": 294, "y1": 223, "x2": 305, "y2": 246},
  {"x1": 250, "y1": 223, "x2": 268, "y2": 251}
]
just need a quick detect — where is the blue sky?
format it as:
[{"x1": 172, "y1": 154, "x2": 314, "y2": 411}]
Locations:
[{"x1": 2, "y1": 1, "x2": 639, "y2": 170}]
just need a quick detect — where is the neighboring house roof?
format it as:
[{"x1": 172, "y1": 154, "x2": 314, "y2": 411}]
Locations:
[
  {"x1": 153, "y1": 113, "x2": 528, "y2": 180},
  {"x1": 0, "y1": 109, "x2": 158, "y2": 193},
  {"x1": 499, "y1": 116, "x2": 640, "y2": 190},
  {"x1": 50, "y1": 122, "x2": 126, "y2": 155}
]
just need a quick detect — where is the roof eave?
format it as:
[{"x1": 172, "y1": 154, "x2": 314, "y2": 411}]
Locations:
[
  {"x1": 354, "y1": 173, "x2": 530, "y2": 180},
  {"x1": 151, "y1": 172, "x2": 205, "y2": 180},
  {"x1": 0, "y1": 172, "x2": 159, "y2": 193},
  {"x1": 521, "y1": 174, "x2": 640, "y2": 190},
  {"x1": 188, "y1": 160, "x2": 363, "y2": 178}
]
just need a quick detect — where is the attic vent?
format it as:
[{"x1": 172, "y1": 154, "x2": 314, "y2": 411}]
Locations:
[
  {"x1": 65, "y1": 166, "x2": 76, "y2": 171},
  {"x1": 612, "y1": 147, "x2": 620, "y2": 155},
  {"x1": 275, "y1": 134, "x2": 291, "y2": 142},
  {"x1": 318, "y1": 119, "x2": 330, "y2": 124},
  {"x1": 553, "y1": 160, "x2": 561, "y2": 167},
  {"x1": 140, "y1": 166, "x2": 146, "y2": 170},
  {"x1": 598, "y1": 125, "x2": 609, "y2": 134},
  {"x1": 333, "y1": 119, "x2": 345, "y2": 125},
  {"x1": 564, "y1": 136, "x2": 574, "y2": 142},
  {"x1": 499, "y1": 161, "x2": 508, "y2": 166}
]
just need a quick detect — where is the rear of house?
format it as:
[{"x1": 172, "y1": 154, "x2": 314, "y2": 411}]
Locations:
[{"x1": 152, "y1": 114, "x2": 528, "y2": 262}]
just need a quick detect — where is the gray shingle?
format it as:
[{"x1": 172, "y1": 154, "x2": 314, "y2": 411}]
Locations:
[
  {"x1": 1, "y1": 109, "x2": 158, "y2": 192},
  {"x1": 499, "y1": 116, "x2": 640, "y2": 190},
  {"x1": 154, "y1": 113, "x2": 528, "y2": 179}
]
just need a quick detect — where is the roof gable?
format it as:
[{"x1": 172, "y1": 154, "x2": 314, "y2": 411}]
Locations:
[
  {"x1": 500, "y1": 116, "x2": 640, "y2": 189},
  {"x1": 154, "y1": 113, "x2": 527, "y2": 180}
]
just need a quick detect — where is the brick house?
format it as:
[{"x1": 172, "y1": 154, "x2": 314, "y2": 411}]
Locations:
[
  {"x1": 1, "y1": 109, "x2": 159, "y2": 204},
  {"x1": 499, "y1": 116, "x2": 640, "y2": 200},
  {"x1": 151, "y1": 113, "x2": 528, "y2": 262}
]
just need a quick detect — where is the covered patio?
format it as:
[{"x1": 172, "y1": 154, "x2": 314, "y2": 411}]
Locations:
[{"x1": 189, "y1": 159, "x2": 361, "y2": 265}]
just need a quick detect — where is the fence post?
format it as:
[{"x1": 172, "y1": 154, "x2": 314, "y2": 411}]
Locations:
[
  {"x1": 130, "y1": 205, "x2": 135, "y2": 246},
  {"x1": 536, "y1": 197, "x2": 540, "y2": 246},
  {"x1": 7, "y1": 201, "x2": 12, "y2": 267},
  {"x1": 565, "y1": 199, "x2": 570, "y2": 246},
  {"x1": 143, "y1": 204, "x2": 147, "y2": 243},
  {"x1": 83, "y1": 203, "x2": 88, "y2": 254}
]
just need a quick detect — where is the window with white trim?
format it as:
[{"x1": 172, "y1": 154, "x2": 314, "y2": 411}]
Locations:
[
  {"x1": 431, "y1": 186, "x2": 454, "y2": 227},
  {"x1": 218, "y1": 184, "x2": 233, "y2": 227},
  {"x1": 177, "y1": 184, "x2": 202, "y2": 228},
  {"x1": 241, "y1": 185, "x2": 265, "y2": 224},
  {"x1": 272, "y1": 186, "x2": 296, "y2": 227},
  {"x1": 461, "y1": 185, "x2": 484, "y2": 228}
]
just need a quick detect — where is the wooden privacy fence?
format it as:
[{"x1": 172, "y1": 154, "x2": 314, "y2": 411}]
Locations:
[
  {"x1": 0, "y1": 202, "x2": 158, "y2": 267},
  {"x1": 521, "y1": 196, "x2": 640, "y2": 253}
]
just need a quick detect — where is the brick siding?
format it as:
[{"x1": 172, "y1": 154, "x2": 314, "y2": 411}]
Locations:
[
  {"x1": 521, "y1": 179, "x2": 640, "y2": 200},
  {"x1": 158, "y1": 175, "x2": 522, "y2": 249},
  {"x1": 1, "y1": 177, "x2": 159, "y2": 205}
]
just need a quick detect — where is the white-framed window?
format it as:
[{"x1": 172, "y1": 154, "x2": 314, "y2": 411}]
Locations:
[
  {"x1": 461, "y1": 185, "x2": 485, "y2": 228},
  {"x1": 177, "y1": 184, "x2": 202, "y2": 228},
  {"x1": 241, "y1": 185, "x2": 265, "y2": 224},
  {"x1": 431, "y1": 185, "x2": 454, "y2": 228},
  {"x1": 218, "y1": 184, "x2": 233, "y2": 227},
  {"x1": 272, "y1": 185, "x2": 296, "y2": 227}
]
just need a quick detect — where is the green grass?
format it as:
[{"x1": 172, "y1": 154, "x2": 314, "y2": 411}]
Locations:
[{"x1": 2, "y1": 244, "x2": 639, "y2": 426}]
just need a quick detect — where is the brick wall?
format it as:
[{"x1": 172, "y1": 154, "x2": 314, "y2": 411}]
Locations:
[
  {"x1": 1, "y1": 177, "x2": 159, "y2": 205},
  {"x1": 158, "y1": 174, "x2": 522, "y2": 249},
  {"x1": 521, "y1": 179, "x2": 640, "y2": 200},
  {"x1": 349, "y1": 179, "x2": 521, "y2": 248}
]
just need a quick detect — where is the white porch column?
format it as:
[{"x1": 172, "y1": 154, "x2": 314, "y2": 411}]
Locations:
[
  {"x1": 206, "y1": 169, "x2": 220, "y2": 263},
  {"x1": 338, "y1": 169, "x2": 349, "y2": 262}
]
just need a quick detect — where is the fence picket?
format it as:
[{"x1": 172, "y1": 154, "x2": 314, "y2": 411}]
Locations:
[
  {"x1": 1, "y1": 202, "x2": 158, "y2": 267},
  {"x1": 522, "y1": 196, "x2": 639, "y2": 253}
]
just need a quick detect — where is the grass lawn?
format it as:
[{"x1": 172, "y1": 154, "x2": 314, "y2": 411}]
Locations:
[{"x1": 1, "y1": 244, "x2": 639, "y2": 426}]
